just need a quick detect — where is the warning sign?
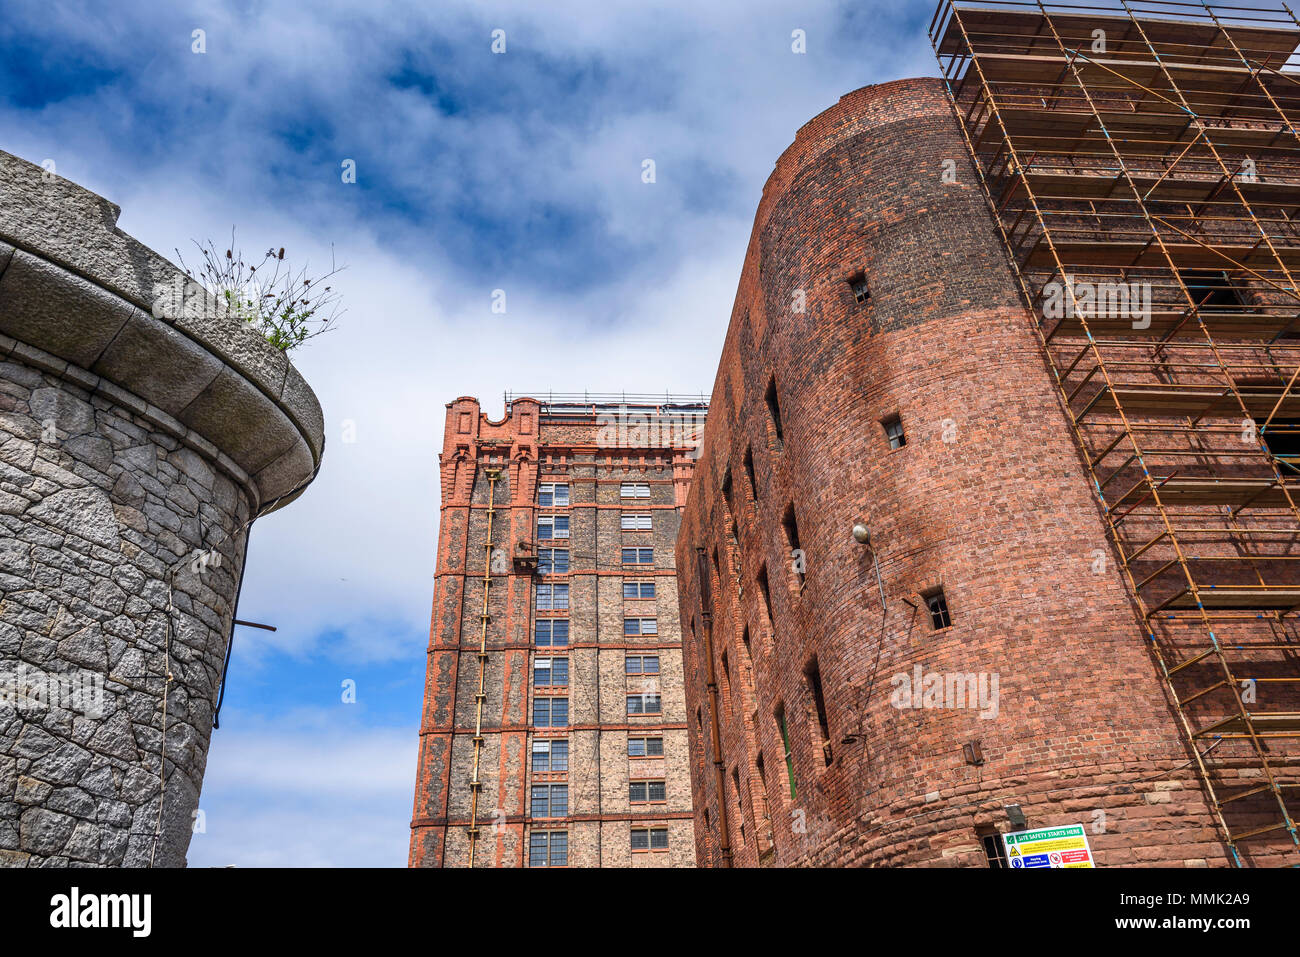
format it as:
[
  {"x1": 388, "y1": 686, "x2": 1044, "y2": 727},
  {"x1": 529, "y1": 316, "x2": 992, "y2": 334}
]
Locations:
[{"x1": 1002, "y1": 824, "x2": 1096, "y2": 869}]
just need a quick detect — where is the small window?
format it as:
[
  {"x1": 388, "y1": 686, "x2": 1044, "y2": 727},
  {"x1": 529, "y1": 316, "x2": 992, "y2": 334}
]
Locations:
[
  {"x1": 757, "y1": 565, "x2": 773, "y2": 626},
  {"x1": 537, "y1": 514, "x2": 570, "y2": 540},
  {"x1": 535, "y1": 619, "x2": 570, "y2": 647},
  {"x1": 925, "y1": 588, "x2": 952, "y2": 630},
  {"x1": 980, "y1": 831, "x2": 1008, "y2": 869},
  {"x1": 1259, "y1": 418, "x2": 1300, "y2": 472},
  {"x1": 1180, "y1": 269, "x2": 1242, "y2": 309},
  {"x1": 621, "y1": 513, "x2": 652, "y2": 531},
  {"x1": 533, "y1": 657, "x2": 569, "y2": 688},
  {"x1": 539, "y1": 483, "x2": 570, "y2": 507},
  {"x1": 628, "y1": 694, "x2": 662, "y2": 715},
  {"x1": 623, "y1": 619, "x2": 659, "y2": 636},
  {"x1": 625, "y1": 655, "x2": 660, "y2": 675},
  {"x1": 776, "y1": 703, "x2": 796, "y2": 800},
  {"x1": 533, "y1": 697, "x2": 570, "y2": 727},
  {"x1": 782, "y1": 504, "x2": 803, "y2": 588},
  {"x1": 536, "y1": 584, "x2": 569, "y2": 610},
  {"x1": 765, "y1": 378, "x2": 784, "y2": 450},
  {"x1": 620, "y1": 482, "x2": 651, "y2": 498},
  {"x1": 631, "y1": 827, "x2": 669, "y2": 851},
  {"x1": 531, "y1": 784, "x2": 568, "y2": 818},
  {"x1": 623, "y1": 580, "x2": 656, "y2": 599},
  {"x1": 849, "y1": 273, "x2": 870, "y2": 304},
  {"x1": 621, "y1": 547, "x2": 654, "y2": 565},
  {"x1": 883, "y1": 415, "x2": 906, "y2": 450},
  {"x1": 531, "y1": 739, "x2": 570, "y2": 773},
  {"x1": 743, "y1": 446, "x2": 757, "y2": 498},
  {"x1": 529, "y1": 830, "x2": 568, "y2": 867},
  {"x1": 538, "y1": 548, "x2": 569, "y2": 574},
  {"x1": 805, "y1": 658, "x2": 832, "y2": 766},
  {"x1": 629, "y1": 780, "x2": 666, "y2": 804},
  {"x1": 629, "y1": 736, "x2": 664, "y2": 758}
]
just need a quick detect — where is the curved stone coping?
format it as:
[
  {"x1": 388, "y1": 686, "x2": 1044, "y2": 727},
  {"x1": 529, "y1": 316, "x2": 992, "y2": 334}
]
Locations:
[{"x1": 0, "y1": 149, "x2": 324, "y2": 513}]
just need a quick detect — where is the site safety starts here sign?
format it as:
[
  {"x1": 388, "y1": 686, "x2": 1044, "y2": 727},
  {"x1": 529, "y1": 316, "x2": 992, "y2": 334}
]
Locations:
[{"x1": 1002, "y1": 824, "x2": 1096, "y2": 868}]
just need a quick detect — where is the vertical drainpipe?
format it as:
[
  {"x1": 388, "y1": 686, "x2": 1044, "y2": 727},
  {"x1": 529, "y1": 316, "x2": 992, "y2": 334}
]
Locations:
[{"x1": 696, "y1": 547, "x2": 733, "y2": 867}]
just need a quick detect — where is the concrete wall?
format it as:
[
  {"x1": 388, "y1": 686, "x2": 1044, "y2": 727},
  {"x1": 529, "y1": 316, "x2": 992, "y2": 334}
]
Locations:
[{"x1": 0, "y1": 150, "x2": 323, "y2": 866}]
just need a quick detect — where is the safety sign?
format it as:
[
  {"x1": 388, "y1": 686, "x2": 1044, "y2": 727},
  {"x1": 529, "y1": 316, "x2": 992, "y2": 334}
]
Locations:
[{"x1": 1002, "y1": 823, "x2": 1096, "y2": 868}]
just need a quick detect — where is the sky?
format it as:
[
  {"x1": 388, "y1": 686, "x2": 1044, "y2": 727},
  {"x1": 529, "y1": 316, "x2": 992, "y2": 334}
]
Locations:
[{"x1": 0, "y1": 0, "x2": 940, "y2": 866}]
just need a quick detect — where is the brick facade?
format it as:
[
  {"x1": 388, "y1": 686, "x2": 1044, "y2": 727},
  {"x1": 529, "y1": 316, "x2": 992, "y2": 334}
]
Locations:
[
  {"x1": 410, "y1": 396, "x2": 703, "y2": 867},
  {"x1": 673, "y1": 78, "x2": 1249, "y2": 868}
]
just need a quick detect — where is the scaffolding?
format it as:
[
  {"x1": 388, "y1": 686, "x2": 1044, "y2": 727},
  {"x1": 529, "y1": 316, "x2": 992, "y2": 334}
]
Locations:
[{"x1": 932, "y1": 0, "x2": 1300, "y2": 864}]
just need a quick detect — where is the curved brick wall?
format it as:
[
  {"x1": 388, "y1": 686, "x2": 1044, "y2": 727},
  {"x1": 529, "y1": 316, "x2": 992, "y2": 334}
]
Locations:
[
  {"x1": 0, "y1": 150, "x2": 324, "y2": 866},
  {"x1": 674, "y1": 79, "x2": 1233, "y2": 867}
]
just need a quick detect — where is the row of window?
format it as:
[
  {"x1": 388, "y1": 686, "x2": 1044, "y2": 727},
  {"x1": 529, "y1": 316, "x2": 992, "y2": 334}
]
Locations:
[
  {"x1": 530, "y1": 781, "x2": 668, "y2": 820},
  {"x1": 532, "y1": 737, "x2": 664, "y2": 773},
  {"x1": 534, "y1": 695, "x2": 663, "y2": 725},
  {"x1": 537, "y1": 584, "x2": 664, "y2": 610},
  {"x1": 537, "y1": 515, "x2": 654, "y2": 540},
  {"x1": 532, "y1": 655, "x2": 659, "y2": 687},
  {"x1": 536, "y1": 547, "x2": 656, "y2": 569},
  {"x1": 529, "y1": 827, "x2": 669, "y2": 866},
  {"x1": 535, "y1": 482, "x2": 656, "y2": 507}
]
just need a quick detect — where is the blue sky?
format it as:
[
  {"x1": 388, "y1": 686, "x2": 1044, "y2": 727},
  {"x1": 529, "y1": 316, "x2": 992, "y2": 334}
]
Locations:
[{"x1": 0, "y1": 0, "x2": 938, "y2": 866}]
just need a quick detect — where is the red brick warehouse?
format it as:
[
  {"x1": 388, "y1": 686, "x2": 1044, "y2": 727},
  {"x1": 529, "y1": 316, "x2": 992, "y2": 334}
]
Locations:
[{"x1": 673, "y1": 0, "x2": 1300, "y2": 867}]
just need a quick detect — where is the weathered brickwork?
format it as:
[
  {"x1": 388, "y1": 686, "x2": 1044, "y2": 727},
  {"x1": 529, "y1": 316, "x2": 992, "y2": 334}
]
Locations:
[
  {"x1": 674, "y1": 78, "x2": 1254, "y2": 868},
  {"x1": 410, "y1": 397, "x2": 703, "y2": 867}
]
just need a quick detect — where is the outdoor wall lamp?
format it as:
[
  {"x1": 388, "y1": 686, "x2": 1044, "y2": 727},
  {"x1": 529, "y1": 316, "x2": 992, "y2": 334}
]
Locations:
[{"x1": 851, "y1": 521, "x2": 886, "y2": 609}]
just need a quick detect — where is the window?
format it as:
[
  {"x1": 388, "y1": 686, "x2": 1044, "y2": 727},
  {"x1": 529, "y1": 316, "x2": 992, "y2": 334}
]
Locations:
[
  {"x1": 1259, "y1": 418, "x2": 1300, "y2": 471},
  {"x1": 536, "y1": 584, "x2": 569, "y2": 610},
  {"x1": 533, "y1": 697, "x2": 569, "y2": 727},
  {"x1": 631, "y1": 827, "x2": 669, "y2": 851},
  {"x1": 623, "y1": 580, "x2": 656, "y2": 599},
  {"x1": 980, "y1": 831, "x2": 1008, "y2": 869},
  {"x1": 620, "y1": 482, "x2": 650, "y2": 498},
  {"x1": 776, "y1": 703, "x2": 796, "y2": 800},
  {"x1": 1181, "y1": 269, "x2": 1242, "y2": 309},
  {"x1": 925, "y1": 589, "x2": 952, "y2": 630},
  {"x1": 629, "y1": 780, "x2": 667, "y2": 803},
  {"x1": 538, "y1": 548, "x2": 569, "y2": 574},
  {"x1": 782, "y1": 504, "x2": 803, "y2": 588},
  {"x1": 849, "y1": 272, "x2": 870, "y2": 304},
  {"x1": 531, "y1": 784, "x2": 568, "y2": 818},
  {"x1": 537, "y1": 515, "x2": 569, "y2": 540},
  {"x1": 621, "y1": 513, "x2": 652, "y2": 531},
  {"x1": 743, "y1": 446, "x2": 757, "y2": 498},
  {"x1": 532, "y1": 739, "x2": 570, "y2": 773},
  {"x1": 625, "y1": 655, "x2": 660, "y2": 675},
  {"x1": 757, "y1": 565, "x2": 773, "y2": 626},
  {"x1": 628, "y1": 694, "x2": 662, "y2": 715},
  {"x1": 628, "y1": 736, "x2": 664, "y2": 758},
  {"x1": 765, "y1": 378, "x2": 784, "y2": 449},
  {"x1": 622, "y1": 547, "x2": 654, "y2": 565},
  {"x1": 535, "y1": 619, "x2": 569, "y2": 647},
  {"x1": 805, "y1": 658, "x2": 832, "y2": 766},
  {"x1": 529, "y1": 830, "x2": 568, "y2": 867},
  {"x1": 883, "y1": 415, "x2": 906, "y2": 450},
  {"x1": 623, "y1": 619, "x2": 659, "y2": 636},
  {"x1": 533, "y1": 657, "x2": 569, "y2": 687},
  {"x1": 539, "y1": 483, "x2": 570, "y2": 507},
  {"x1": 732, "y1": 767, "x2": 746, "y2": 846}
]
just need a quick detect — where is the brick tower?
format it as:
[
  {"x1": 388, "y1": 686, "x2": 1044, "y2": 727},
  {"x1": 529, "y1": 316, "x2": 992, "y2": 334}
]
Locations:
[{"x1": 410, "y1": 395, "x2": 705, "y2": 867}]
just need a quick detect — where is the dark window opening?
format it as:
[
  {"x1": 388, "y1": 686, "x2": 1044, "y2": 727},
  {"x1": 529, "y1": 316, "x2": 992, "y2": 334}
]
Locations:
[
  {"x1": 782, "y1": 504, "x2": 803, "y2": 588},
  {"x1": 925, "y1": 588, "x2": 952, "y2": 630},
  {"x1": 1259, "y1": 417, "x2": 1300, "y2": 473},
  {"x1": 720, "y1": 467, "x2": 738, "y2": 542},
  {"x1": 1180, "y1": 269, "x2": 1243, "y2": 309},
  {"x1": 757, "y1": 565, "x2": 773, "y2": 627},
  {"x1": 805, "y1": 658, "x2": 832, "y2": 766},
  {"x1": 883, "y1": 414, "x2": 906, "y2": 450},
  {"x1": 765, "y1": 378, "x2": 785, "y2": 450},
  {"x1": 743, "y1": 446, "x2": 757, "y2": 500},
  {"x1": 741, "y1": 625, "x2": 752, "y2": 662},
  {"x1": 849, "y1": 272, "x2": 870, "y2": 304},
  {"x1": 731, "y1": 767, "x2": 746, "y2": 846},
  {"x1": 980, "y1": 831, "x2": 1008, "y2": 869},
  {"x1": 776, "y1": 703, "x2": 797, "y2": 800}
]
